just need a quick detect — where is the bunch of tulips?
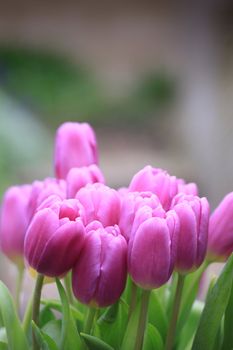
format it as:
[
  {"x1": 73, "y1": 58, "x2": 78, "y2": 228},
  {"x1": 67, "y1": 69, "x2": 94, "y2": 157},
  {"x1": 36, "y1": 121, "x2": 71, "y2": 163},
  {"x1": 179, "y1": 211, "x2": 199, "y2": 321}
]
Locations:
[{"x1": 0, "y1": 122, "x2": 233, "y2": 350}]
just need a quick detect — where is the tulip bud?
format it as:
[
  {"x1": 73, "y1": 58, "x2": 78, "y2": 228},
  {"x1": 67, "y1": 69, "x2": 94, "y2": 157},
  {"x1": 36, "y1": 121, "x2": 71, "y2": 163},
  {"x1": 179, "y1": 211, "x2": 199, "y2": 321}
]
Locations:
[
  {"x1": 28, "y1": 178, "x2": 66, "y2": 219},
  {"x1": 66, "y1": 165, "x2": 105, "y2": 198},
  {"x1": 207, "y1": 192, "x2": 233, "y2": 260},
  {"x1": 72, "y1": 224, "x2": 127, "y2": 307},
  {"x1": 128, "y1": 211, "x2": 179, "y2": 289},
  {"x1": 119, "y1": 191, "x2": 164, "y2": 241},
  {"x1": 129, "y1": 166, "x2": 178, "y2": 210},
  {"x1": 76, "y1": 183, "x2": 121, "y2": 227},
  {"x1": 54, "y1": 122, "x2": 98, "y2": 179},
  {"x1": 0, "y1": 185, "x2": 31, "y2": 266},
  {"x1": 24, "y1": 197, "x2": 85, "y2": 276},
  {"x1": 172, "y1": 194, "x2": 209, "y2": 273}
]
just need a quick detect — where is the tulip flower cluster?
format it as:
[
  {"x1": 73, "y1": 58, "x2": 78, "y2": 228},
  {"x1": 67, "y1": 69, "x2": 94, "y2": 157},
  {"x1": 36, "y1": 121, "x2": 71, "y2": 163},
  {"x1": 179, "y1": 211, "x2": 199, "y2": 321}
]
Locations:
[{"x1": 0, "y1": 121, "x2": 233, "y2": 350}]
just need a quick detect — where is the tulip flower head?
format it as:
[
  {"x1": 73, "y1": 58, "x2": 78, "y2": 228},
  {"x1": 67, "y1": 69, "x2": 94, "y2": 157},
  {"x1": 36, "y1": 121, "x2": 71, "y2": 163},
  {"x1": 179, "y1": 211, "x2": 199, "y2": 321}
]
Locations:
[
  {"x1": 24, "y1": 197, "x2": 86, "y2": 277},
  {"x1": 66, "y1": 165, "x2": 105, "y2": 198},
  {"x1": 0, "y1": 185, "x2": 31, "y2": 266},
  {"x1": 72, "y1": 224, "x2": 127, "y2": 307},
  {"x1": 172, "y1": 194, "x2": 209, "y2": 273},
  {"x1": 54, "y1": 122, "x2": 98, "y2": 179},
  {"x1": 128, "y1": 210, "x2": 179, "y2": 289},
  {"x1": 208, "y1": 192, "x2": 233, "y2": 261},
  {"x1": 76, "y1": 183, "x2": 121, "y2": 227}
]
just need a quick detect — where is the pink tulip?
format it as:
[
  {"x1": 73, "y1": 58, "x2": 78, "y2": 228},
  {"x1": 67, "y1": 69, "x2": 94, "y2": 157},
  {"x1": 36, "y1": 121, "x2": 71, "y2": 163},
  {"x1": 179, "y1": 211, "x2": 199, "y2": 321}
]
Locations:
[
  {"x1": 76, "y1": 183, "x2": 121, "y2": 227},
  {"x1": 119, "y1": 191, "x2": 164, "y2": 241},
  {"x1": 72, "y1": 224, "x2": 127, "y2": 307},
  {"x1": 177, "y1": 179, "x2": 198, "y2": 196},
  {"x1": 66, "y1": 165, "x2": 105, "y2": 198},
  {"x1": 208, "y1": 192, "x2": 233, "y2": 260},
  {"x1": 129, "y1": 166, "x2": 178, "y2": 210},
  {"x1": 0, "y1": 185, "x2": 31, "y2": 266},
  {"x1": 28, "y1": 178, "x2": 66, "y2": 219},
  {"x1": 128, "y1": 211, "x2": 179, "y2": 289},
  {"x1": 172, "y1": 194, "x2": 209, "y2": 273},
  {"x1": 24, "y1": 197, "x2": 85, "y2": 276},
  {"x1": 54, "y1": 122, "x2": 98, "y2": 179}
]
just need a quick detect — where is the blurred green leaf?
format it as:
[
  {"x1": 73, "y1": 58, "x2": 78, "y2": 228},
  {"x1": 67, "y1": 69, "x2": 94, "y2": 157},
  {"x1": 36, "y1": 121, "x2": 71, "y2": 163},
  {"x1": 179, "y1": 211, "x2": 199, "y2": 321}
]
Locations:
[
  {"x1": 80, "y1": 333, "x2": 114, "y2": 350},
  {"x1": 222, "y1": 276, "x2": 233, "y2": 350},
  {"x1": 32, "y1": 320, "x2": 59, "y2": 350},
  {"x1": 192, "y1": 254, "x2": 233, "y2": 350},
  {"x1": 42, "y1": 319, "x2": 61, "y2": 347},
  {"x1": 148, "y1": 290, "x2": 168, "y2": 341},
  {"x1": 39, "y1": 306, "x2": 56, "y2": 327},
  {"x1": 143, "y1": 323, "x2": 163, "y2": 350},
  {"x1": 121, "y1": 300, "x2": 141, "y2": 350},
  {"x1": 0, "y1": 281, "x2": 29, "y2": 350},
  {"x1": 41, "y1": 298, "x2": 84, "y2": 322}
]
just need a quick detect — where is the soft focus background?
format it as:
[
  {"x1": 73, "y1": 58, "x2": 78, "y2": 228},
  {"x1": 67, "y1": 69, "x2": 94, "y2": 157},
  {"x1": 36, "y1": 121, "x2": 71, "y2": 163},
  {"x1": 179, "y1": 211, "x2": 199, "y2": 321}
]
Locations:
[{"x1": 0, "y1": 1, "x2": 233, "y2": 297}]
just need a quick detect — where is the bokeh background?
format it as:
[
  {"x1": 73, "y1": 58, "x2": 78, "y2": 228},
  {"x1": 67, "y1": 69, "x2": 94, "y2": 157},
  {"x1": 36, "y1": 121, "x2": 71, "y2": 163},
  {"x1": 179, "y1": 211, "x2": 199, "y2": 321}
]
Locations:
[{"x1": 0, "y1": 1, "x2": 233, "y2": 297}]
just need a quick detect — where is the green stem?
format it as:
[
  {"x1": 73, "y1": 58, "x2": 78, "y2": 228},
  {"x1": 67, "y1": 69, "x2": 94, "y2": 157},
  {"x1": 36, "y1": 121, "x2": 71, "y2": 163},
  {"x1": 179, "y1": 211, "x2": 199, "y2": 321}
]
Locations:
[
  {"x1": 15, "y1": 266, "x2": 24, "y2": 314},
  {"x1": 64, "y1": 272, "x2": 74, "y2": 305},
  {"x1": 134, "y1": 290, "x2": 151, "y2": 350},
  {"x1": 128, "y1": 280, "x2": 138, "y2": 320},
  {"x1": 22, "y1": 294, "x2": 33, "y2": 334},
  {"x1": 81, "y1": 307, "x2": 96, "y2": 350},
  {"x1": 32, "y1": 273, "x2": 44, "y2": 350},
  {"x1": 165, "y1": 274, "x2": 185, "y2": 350}
]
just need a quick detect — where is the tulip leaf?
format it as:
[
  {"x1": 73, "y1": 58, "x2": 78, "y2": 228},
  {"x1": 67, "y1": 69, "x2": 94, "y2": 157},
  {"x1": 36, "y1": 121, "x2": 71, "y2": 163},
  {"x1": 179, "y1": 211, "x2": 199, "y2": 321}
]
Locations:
[
  {"x1": 41, "y1": 298, "x2": 84, "y2": 322},
  {"x1": 143, "y1": 323, "x2": 163, "y2": 350},
  {"x1": 192, "y1": 254, "x2": 233, "y2": 350},
  {"x1": 121, "y1": 300, "x2": 140, "y2": 350},
  {"x1": 42, "y1": 320, "x2": 61, "y2": 347},
  {"x1": 80, "y1": 332, "x2": 114, "y2": 350},
  {"x1": 222, "y1": 277, "x2": 233, "y2": 350},
  {"x1": 39, "y1": 305, "x2": 56, "y2": 327},
  {"x1": 148, "y1": 290, "x2": 168, "y2": 341},
  {"x1": 55, "y1": 278, "x2": 82, "y2": 350},
  {"x1": 0, "y1": 342, "x2": 7, "y2": 350},
  {"x1": 32, "y1": 320, "x2": 59, "y2": 350},
  {"x1": 0, "y1": 280, "x2": 29, "y2": 350},
  {"x1": 0, "y1": 328, "x2": 7, "y2": 344}
]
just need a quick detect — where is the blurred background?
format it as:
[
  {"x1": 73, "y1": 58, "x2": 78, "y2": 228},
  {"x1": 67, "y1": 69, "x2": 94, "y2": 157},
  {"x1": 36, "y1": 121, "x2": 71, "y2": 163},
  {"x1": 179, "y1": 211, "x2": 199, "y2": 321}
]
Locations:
[{"x1": 0, "y1": 1, "x2": 233, "y2": 293}]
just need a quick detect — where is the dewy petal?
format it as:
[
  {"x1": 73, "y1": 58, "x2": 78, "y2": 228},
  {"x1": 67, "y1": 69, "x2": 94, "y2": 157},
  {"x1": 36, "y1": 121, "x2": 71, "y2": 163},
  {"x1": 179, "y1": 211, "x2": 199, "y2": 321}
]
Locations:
[
  {"x1": 72, "y1": 231, "x2": 102, "y2": 305},
  {"x1": 36, "y1": 220, "x2": 85, "y2": 276},
  {"x1": 129, "y1": 217, "x2": 172, "y2": 289}
]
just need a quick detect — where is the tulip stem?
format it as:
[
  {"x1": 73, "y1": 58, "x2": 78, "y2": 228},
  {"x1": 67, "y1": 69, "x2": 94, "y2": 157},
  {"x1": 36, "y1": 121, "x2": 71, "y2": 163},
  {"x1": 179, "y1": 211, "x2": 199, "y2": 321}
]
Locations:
[
  {"x1": 83, "y1": 306, "x2": 96, "y2": 334},
  {"x1": 32, "y1": 273, "x2": 44, "y2": 350},
  {"x1": 165, "y1": 274, "x2": 185, "y2": 350},
  {"x1": 22, "y1": 294, "x2": 33, "y2": 334},
  {"x1": 134, "y1": 290, "x2": 151, "y2": 350},
  {"x1": 64, "y1": 272, "x2": 74, "y2": 305},
  {"x1": 15, "y1": 265, "x2": 24, "y2": 315},
  {"x1": 128, "y1": 280, "x2": 138, "y2": 320}
]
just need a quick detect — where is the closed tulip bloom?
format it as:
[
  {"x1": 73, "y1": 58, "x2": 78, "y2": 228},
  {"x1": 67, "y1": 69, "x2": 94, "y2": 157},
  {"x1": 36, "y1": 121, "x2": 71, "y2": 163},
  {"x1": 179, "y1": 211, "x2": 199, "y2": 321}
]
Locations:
[
  {"x1": 66, "y1": 165, "x2": 105, "y2": 198},
  {"x1": 172, "y1": 194, "x2": 209, "y2": 273},
  {"x1": 128, "y1": 211, "x2": 179, "y2": 289},
  {"x1": 0, "y1": 185, "x2": 31, "y2": 266},
  {"x1": 72, "y1": 224, "x2": 127, "y2": 307},
  {"x1": 24, "y1": 197, "x2": 85, "y2": 277},
  {"x1": 119, "y1": 191, "x2": 164, "y2": 241},
  {"x1": 129, "y1": 166, "x2": 178, "y2": 210},
  {"x1": 54, "y1": 122, "x2": 98, "y2": 179},
  {"x1": 27, "y1": 178, "x2": 66, "y2": 220},
  {"x1": 208, "y1": 192, "x2": 233, "y2": 260},
  {"x1": 76, "y1": 183, "x2": 121, "y2": 227}
]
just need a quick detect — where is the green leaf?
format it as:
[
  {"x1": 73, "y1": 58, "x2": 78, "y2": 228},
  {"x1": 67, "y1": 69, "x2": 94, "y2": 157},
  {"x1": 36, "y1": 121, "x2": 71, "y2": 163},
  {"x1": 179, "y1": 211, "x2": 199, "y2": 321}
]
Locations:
[
  {"x1": 0, "y1": 341, "x2": 7, "y2": 350},
  {"x1": 41, "y1": 299, "x2": 84, "y2": 322},
  {"x1": 0, "y1": 280, "x2": 29, "y2": 350},
  {"x1": 32, "y1": 320, "x2": 59, "y2": 350},
  {"x1": 192, "y1": 254, "x2": 233, "y2": 350},
  {"x1": 143, "y1": 323, "x2": 163, "y2": 350},
  {"x1": 0, "y1": 328, "x2": 7, "y2": 344},
  {"x1": 121, "y1": 300, "x2": 140, "y2": 350},
  {"x1": 39, "y1": 305, "x2": 56, "y2": 327},
  {"x1": 42, "y1": 320, "x2": 61, "y2": 347},
  {"x1": 148, "y1": 290, "x2": 168, "y2": 340},
  {"x1": 222, "y1": 276, "x2": 233, "y2": 350},
  {"x1": 56, "y1": 278, "x2": 82, "y2": 350},
  {"x1": 80, "y1": 333, "x2": 114, "y2": 350}
]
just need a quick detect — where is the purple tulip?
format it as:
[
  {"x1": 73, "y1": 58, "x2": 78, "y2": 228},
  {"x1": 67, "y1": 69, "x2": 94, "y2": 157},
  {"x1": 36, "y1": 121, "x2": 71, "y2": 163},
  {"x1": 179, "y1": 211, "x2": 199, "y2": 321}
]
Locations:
[
  {"x1": 72, "y1": 224, "x2": 127, "y2": 307},
  {"x1": 54, "y1": 122, "x2": 98, "y2": 179},
  {"x1": 119, "y1": 191, "x2": 164, "y2": 241},
  {"x1": 128, "y1": 211, "x2": 179, "y2": 289},
  {"x1": 76, "y1": 183, "x2": 121, "y2": 227},
  {"x1": 208, "y1": 192, "x2": 233, "y2": 260},
  {"x1": 66, "y1": 165, "x2": 105, "y2": 198},
  {"x1": 172, "y1": 194, "x2": 209, "y2": 273},
  {"x1": 24, "y1": 197, "x2": 85, "y2": 277},
  {"x1": 0, "y1": 185, "x2": 31, "y2": 266}
]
